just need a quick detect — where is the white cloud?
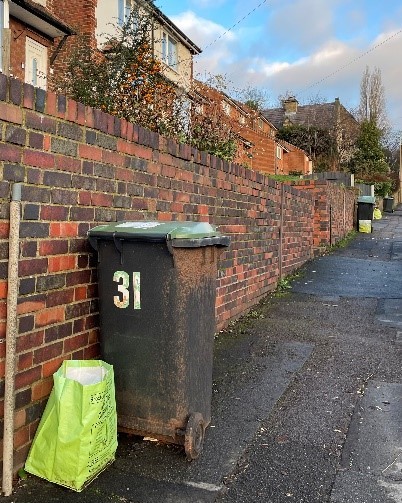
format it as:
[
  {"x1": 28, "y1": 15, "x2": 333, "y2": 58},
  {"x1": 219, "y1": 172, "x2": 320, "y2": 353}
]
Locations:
[
  {"x1": 189, "y1": 0, "x2": 227, "y2": 7},
  {"x1": 172, "y1": 8, "x2": 402, "y2": 129},
  {"x1": 170, "y1": 11, "x2": 236, "y2": 49}
]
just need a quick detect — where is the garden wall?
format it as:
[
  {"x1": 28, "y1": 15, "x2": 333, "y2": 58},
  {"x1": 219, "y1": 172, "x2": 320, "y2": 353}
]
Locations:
[{"x1": 0, "y1": 75, "x2": 356, "y2": 473}]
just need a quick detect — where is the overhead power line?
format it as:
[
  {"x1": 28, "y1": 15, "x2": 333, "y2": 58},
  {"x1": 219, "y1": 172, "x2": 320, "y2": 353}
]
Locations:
[
  {"x1": 299, "y1": 27, "x2": 402, "y2": 95},
  {"x1": 200, "y1": 0, "x2": 269, "y2": 53}
]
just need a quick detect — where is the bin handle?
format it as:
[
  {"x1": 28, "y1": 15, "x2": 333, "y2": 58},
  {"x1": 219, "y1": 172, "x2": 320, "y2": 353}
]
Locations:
[{"x1": 113, "y1": 234, "x2": 124, "y2": 265}]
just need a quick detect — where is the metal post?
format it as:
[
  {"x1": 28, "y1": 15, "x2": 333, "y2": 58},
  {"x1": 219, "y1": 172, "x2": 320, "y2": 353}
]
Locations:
[{"x1": 2, "y1": 183, "x2": 22, "y2": 496}]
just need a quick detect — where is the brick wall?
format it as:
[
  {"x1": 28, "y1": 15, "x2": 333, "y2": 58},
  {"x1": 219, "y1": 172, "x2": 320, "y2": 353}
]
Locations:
[
  {"x1": 292, "y1": 180, "x2": 356, "y2": 252},
  {"x1": 0, "y1": 74, "x2": 356, "y2": 474}
]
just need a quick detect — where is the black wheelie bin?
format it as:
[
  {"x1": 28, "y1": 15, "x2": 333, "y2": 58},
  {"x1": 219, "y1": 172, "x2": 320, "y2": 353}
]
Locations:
[
  {"x1": 383, "y1": 196, "x2": 394, "y2": 213},
  {"x1": 88, "y1": 221, "x2": 229, "y2": 460},
  {"x1": 357, "y1": 195, "x2": 375, "y2": 232}
]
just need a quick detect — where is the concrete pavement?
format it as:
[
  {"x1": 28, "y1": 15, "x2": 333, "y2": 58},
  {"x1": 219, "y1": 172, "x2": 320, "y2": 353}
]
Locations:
[{"x1": 6, "y1": 206, "x2": 402, "y2": 502}]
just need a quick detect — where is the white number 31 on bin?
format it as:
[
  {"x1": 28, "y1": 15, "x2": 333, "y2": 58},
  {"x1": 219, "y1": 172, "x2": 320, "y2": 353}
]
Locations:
[{"x1": 113, "y1": 271, "x2": 141, "y2": 310}]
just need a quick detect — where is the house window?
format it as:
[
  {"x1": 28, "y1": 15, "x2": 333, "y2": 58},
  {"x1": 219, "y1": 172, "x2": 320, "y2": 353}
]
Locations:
[
  {"x1": 276, "y1": 145, "x2": 282, "y2": 159},
  {"x1": 162, "y1": 32, "x2": 178, "y2": 69},
  {"x1": 195, "y1": 103, "x2": 204, "y2": 115},
  {"x1": 25, "y1": 38, "x2": 47, "y2": 90},
  {"x1": 221, "y1": 101, "x2": 230, "y2": 116},
  {"x1": 118, "y1": 0, "x2": 132, "y2": 26},
  {"x1": 239, "y1": 114, "x2": 245, "y2": 125},
  {"x1": 258, "y1": 118, "x2": 263, "y2": 129}
]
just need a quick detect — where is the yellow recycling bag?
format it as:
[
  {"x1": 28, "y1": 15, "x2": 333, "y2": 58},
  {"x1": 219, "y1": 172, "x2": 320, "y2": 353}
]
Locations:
[
  {"x1": 25, "y1": 360, "x2": 117, "y2": 492},
  {"x1": 373, "y1": 208, "x2": 382, "y2": 220}
]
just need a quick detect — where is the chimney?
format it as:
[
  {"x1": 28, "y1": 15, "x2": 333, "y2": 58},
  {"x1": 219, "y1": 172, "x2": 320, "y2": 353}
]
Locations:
[{"x1": 282, "y1": 96, "x2": 298, "y2": 114}]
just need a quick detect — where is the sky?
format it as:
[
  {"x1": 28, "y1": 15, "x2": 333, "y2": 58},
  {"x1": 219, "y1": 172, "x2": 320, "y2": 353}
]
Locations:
[{"x1": 157, "y1": 0, "x2": 402, "y2": 134}]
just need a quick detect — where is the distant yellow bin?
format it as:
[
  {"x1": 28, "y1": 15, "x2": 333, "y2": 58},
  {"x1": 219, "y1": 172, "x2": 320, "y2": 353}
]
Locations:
[{"x1": 358, "y1": 220, "x2": 372, "y2": 233}]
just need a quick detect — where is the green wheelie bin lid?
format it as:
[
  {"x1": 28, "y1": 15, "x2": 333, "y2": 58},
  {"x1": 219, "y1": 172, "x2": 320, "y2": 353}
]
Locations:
[
  {"x1": 357, "y1": 196, "x2": 375, "y2": 204},
  {"x1": 88, "y1": 221, "x2": 230, "y2": 250}
]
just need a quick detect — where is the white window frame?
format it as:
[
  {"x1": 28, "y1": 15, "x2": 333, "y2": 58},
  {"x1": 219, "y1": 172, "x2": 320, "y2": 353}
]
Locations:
[
  {"x1": 276, "y1": 145, "x2": 282, "y2": 159},
  {"x1": 162, "y1": 31, "x2": 178, "y2": 70},
  {"x1": 25, "y1": 37, "x2": 47, "y2": 90},
  {"x1": 221, "y1": 100, "x2": 230, "y2": 116},
  {"x1": 118, "y1": 0, "x2": 132, "y2": 27}
]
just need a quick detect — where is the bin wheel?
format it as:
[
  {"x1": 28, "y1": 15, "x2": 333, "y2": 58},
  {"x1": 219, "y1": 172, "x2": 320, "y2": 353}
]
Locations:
[{"x1": 184, "y1": 413, "x2": 205, "y2": 461}]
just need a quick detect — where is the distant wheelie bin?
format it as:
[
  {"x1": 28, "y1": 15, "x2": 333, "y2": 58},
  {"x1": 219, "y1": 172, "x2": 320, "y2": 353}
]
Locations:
[
  {"x1": 383, "y1": 196, "x2": 394, "y2": 213},
  {"x1": 357, "y1": 196, "x2": 375, "y2": 233},
  {"x1": 88, "y1": 221, "x2": 229, "y2": 460}
]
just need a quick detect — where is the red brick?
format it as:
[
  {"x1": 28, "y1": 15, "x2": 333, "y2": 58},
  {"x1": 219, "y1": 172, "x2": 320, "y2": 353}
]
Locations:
[
  {"x1": 55, "y1": 154, "x2": 81, "y2": 172},
  {"x1": 157, "y1": 213, "x2": 172, "y2": 221},
  {"x1": 0, "y1": 102, "x2": 23, "y2": 124},
  {"x1": 91, "y1": 192, "x2": 113, "y2": 207},
  {"x1": 64, "y1": 333, "x2": 89, "y2": 353},
  {"x1": 0, "y1": 300, "x2": 6, "y2": 319},
  {"x1": 18, "y1": 258, "x2": 47, "y2": 276},
  {"x1": 170, "y1": 202, "x2": 184, "y2": 213},
  {"x1": 19, "y1": 258, "x2": 48, "y2": 277},
  {"x1": 83, "y1": 343, "x2": 100, "y2": 359},
  {"x1": 16, "y1": 331, "x2": 44, "y2": 353},
  {"x1": 45, "y1": 91, "x2": 57, "y2": 116},
  {"x1": 79, "y1": 191, "x2": 92, "y2": 205},
  {"x1": 102, "y1": 150, "x2": 124, "y2": 166},
  {"x1": 44, "y1": 135, "x2": 51, "y2": 151},
  {"x1": 14, "y1": 425, "x2": 30, "y2": 449},
  {"x1": 49, "y1": 222, "x2": 79, "y2": 237},
  {"x1": 46, "y1": 289, "x2": 74, "y2": 308},
  {"x1": 116, "y1": 167, "x2": 134, "y2": 182},
  {"x1": 39, "y1": 239, "x2": 69, "y2": 256},
  {"x1": 197, "y1": 205, "x2": 209, "y2": 215},
  {"x1": 18, "y1": 352, "x2": 33, "y2": 371},
  {"x1": 15, "y1": 366, "x2": 42, "y2": 390},
  {"x1": 14, "y1": 408, "x2": 27, "y2": 430},
  {"x1": 17, "y1": 300, "x2": 46, "y2": 315},
  {"x1": 67, "y1": 99, "x2": 78, "y2": 122},
  {"x1": 48, "y1": 255, "x2": 76, "y2": 272},
  {"x1": 0, "y1": 142, "x2": 22, "y2": 162},
  {"x1": 133, "y1": 144, "x2": 153, "y2": 160},
  {"x1": 43, "y1": 356, "x2": 65, "y2": 378},
  {"x1": 74, "y1": 286, "x2": 87, "y2": 301},
  {"x1": 0, "y1": 281, "x2": 7, "y2": 299},
  {"x1": 31, "y1": 377, "x2": 53, "y2": 400},
  {"x1": 85, "y1": 106, "x2": 94, "y2": 128},
  {"x1": 23, "y1": 150, "x2": 55, "y2": 169},
  {"x1": 40, "y1": 205, "x2": 69, "y2": 221},
  {"x1": 79, "y1": 144, "x2": 102, "y2": 161},
  {"x1": 33, "y1": 341, "x2": 63, "y2": 364},
  {"x1": 35, "y1": 306, "x2": 65, "y2": 327}
]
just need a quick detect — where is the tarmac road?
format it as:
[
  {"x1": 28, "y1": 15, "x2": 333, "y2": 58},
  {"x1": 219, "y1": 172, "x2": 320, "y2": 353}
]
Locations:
[{"x1": 7, "y1": 206, "x2": 402, "y2": 503}]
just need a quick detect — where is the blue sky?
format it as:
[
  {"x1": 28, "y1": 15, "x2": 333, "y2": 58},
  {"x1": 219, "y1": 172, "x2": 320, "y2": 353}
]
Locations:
[{"x1": 157, "y1": 0, "x2": 402, "y2": 132}]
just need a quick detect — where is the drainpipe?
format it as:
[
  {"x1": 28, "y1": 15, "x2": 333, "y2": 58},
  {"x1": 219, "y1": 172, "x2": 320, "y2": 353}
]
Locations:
[
  {"x1": 2, "y1": 183, "x2": 22, "y2": 497},
  {"x1": 2, "y1": 0, "x2": 11, "y2": 77}
]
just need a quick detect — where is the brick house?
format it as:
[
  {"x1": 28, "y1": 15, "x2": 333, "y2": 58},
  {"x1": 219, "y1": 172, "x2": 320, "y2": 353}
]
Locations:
[
  {"x1": 1, "y1": 0, "x2": 200, "y2": 94},
  {"x1": 0, "y1": 0, "x2": 75, "y2": 89},
  {"x1": 263, "y1": 96, "x2": 359, "y2": 168},
  {"x1": 194, "y1": 81, "x2": 311, "y2": 175}
]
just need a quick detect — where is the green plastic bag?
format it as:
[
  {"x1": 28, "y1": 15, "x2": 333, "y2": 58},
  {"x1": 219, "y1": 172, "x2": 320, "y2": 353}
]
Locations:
[{"x1": 25, "y1": 360, "x2": 117, "y2": 492}]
